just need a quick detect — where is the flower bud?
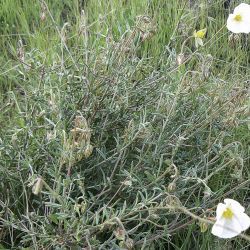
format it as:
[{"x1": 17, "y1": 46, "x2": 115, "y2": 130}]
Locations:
[
  {"x1": 32, "y1": 177, "x2": 43, "y2": 195},
  {"x1": 168, "y1": 182, "x2": 176, "y2": 192},
  {"x1": 177, "y1": 53, "x2": 185, "y2": 65},
  {"x1": 84, "y1": 144, "x2": 93, "y2": 158},
  {"x1": 199, "y1": 221, "x2": 208, "y2": 233}
]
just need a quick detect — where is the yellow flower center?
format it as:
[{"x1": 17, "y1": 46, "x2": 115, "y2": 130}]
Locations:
[
  {"x1": 195, "y1": 29, "x2": 206, "y2": 39},
  {"x1": 234, "y1": 14, "x2": 242, "y2": 22},
  {"x1": 222, "y1": 207, "x2": 234, "y2": 219}
]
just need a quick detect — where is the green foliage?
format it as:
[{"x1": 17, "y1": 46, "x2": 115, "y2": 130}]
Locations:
[{"x1": 0, "y1": 0, "x2": 249, "y2": 249}]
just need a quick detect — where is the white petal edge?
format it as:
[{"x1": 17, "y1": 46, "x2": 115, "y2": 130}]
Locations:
[
  {"x1": 234, "y1": 3, "x2": 250, "y2": 15},
  {"x1": 240, "y1": 13, "x2": 250, "y2": 33},
  {"x1": 212, "y1": 217, "x2": 242, "y2": 239},
  {"x1": 234, "y1": 212, "x2": 250, "y2": 231},
  {"x1": 224, "y1": 198, "x2": 245, "y2": 213},
  {"x1": 216, "y1": 203, "x2": 226, "y2": 219}
]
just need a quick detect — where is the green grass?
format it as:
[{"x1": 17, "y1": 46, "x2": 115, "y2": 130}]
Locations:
[{"x1": 0, "y1": 0, "x2": 250, "y2": 249}]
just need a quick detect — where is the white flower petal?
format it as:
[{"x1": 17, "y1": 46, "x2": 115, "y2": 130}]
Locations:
[
  {"x1": 234, "y1": 212, "x2": 250, "y2": 231},
  {"x1": 195, "y1": 38, "x2": 203, "y2": 48},
  {"x1": 197, "y1": 38, "x2": 203, "y2": 46},
  {"x1": 234, "y1": 3, "x2": 250, "y2": 15},
  {"x1": 211, "y1": 221, "x2": 224, "y2": 238},
  {"x1": 226, "y1": 15, "x2": 250, "y2": 34},
  {"x1": 212, "y1": 217, "x2": 242, "y2": 239},
  {"x1": 216, "y1": 203, "x2": 227, "y2": 220},
  {"x1": 224, "y1": 198, "x2": 245, "y2": 213},
  {"x1": 238, "y1": 21, "x2": 250, "y2": 33}
]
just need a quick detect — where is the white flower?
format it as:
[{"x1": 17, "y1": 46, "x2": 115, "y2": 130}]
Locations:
[
  {"x1": 212, "y1": 198, "x2": 250, "y2": 238},
  {"x1": 193, "y1": 28, "x2": 207, "y2": 48},
  {"x1": 227, "y1": 3, "x2": 250, "y2": 34}
]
